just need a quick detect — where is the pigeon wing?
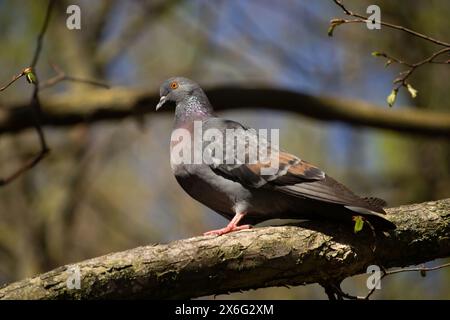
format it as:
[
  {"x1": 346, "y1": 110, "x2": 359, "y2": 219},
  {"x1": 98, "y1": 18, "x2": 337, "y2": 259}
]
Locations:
[
  {"x1": 203, "y1": 118, "x2": 386, "y2": 214},
  {"x1": 203, "y1": 118, "x2": 325, "y2": 188}
]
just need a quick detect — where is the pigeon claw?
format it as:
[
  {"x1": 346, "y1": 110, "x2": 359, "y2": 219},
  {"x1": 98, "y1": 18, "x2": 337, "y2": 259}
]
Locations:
[{"x1": 203, "y1": 224, "x2": 251, "y2": 236}]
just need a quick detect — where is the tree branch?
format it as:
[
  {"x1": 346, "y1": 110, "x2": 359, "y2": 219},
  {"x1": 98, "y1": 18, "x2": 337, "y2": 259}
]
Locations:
[
  {"x1": 0, "y1": 198, "x2": 449, "y2": 299},
  {"x1": 1, "y1": 86, "x2": 450, "y2": 137}
]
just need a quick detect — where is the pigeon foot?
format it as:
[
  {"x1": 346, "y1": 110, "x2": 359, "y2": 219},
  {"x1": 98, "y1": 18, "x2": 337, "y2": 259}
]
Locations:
[
  {"x1": 203, "y1": 224, "x2": 251, "y2": 236},
  {"x1": 204, "y1": 212, "x2": 251, "y2": 236}
]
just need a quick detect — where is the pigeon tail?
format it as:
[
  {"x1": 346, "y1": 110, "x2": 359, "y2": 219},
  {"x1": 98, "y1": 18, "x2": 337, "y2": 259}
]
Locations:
[
  {"x1": 363, "y1": 196, "x2": 388, "y2": 209},
  {"x1": 345, "y1": 205, "x2": 396, "y2": 230}
]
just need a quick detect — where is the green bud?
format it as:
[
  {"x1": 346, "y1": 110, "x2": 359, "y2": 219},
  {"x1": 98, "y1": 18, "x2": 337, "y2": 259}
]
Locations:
[
  {"x1": 23, "y1": 67, "x2": 38, "y2": 84},
  {"x1": 371, "y1": 51, "x2": 386, "y2": 57},
  {"x1": 406, "y1": 83, "x2": 418, "y2": 98},
  {"x1": 353, "y1": 216, "x2": 364, "y2": 233},
  {"x1": 387, "y1": 89, "x2": 398, "y2": 107}
]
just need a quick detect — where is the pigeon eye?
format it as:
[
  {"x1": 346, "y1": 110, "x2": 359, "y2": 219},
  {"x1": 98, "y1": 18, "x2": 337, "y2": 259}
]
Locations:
[{"x1": 170, "y1": 81, "x2": 178, "y2": 89}]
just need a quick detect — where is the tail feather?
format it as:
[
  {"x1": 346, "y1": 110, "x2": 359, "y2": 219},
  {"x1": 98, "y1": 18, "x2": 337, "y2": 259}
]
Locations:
[
  {"x1": 345, "y1": 205, "x2": 396, "y2": 230},
  {"x1": 363, "y1": 197, "x2": 387, "y2": 209}
]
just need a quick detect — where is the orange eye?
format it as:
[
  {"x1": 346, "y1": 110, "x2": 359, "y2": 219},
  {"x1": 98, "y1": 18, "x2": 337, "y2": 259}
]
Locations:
[{"x1": 170, "y1": 81, "x2": 178, "y2": 89}]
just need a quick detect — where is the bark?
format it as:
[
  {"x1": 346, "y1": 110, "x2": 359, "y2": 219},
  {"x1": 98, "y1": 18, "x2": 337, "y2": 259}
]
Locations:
[
  {"x1": 1, "y1": 86, "x2": 449, "y2": 137},
  {"x1": 0, "y1": 198, "x2": 449, "y2": 300}
]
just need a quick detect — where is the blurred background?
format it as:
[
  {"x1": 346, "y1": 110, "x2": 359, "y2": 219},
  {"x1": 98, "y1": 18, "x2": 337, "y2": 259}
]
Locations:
[{"x1": 0, "y1": 0, "x2": 449, "y2": 299}]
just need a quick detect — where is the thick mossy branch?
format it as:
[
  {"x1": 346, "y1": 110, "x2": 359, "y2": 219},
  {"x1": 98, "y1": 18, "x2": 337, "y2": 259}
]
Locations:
[
  {"x1": 1, "y1": 87, "x2": 450, "y2": 137},
  {"x1": 0, "y1": 198, "x2": 449, "y2": 299}
]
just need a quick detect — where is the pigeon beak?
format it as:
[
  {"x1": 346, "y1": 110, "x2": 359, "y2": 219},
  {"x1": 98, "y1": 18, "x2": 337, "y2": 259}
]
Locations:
[{"x1": 156, "y1": 96, "x2": 167, "y2": 111}]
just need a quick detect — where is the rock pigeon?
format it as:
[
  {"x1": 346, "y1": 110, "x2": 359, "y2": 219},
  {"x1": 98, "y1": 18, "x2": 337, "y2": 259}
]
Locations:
[{"x1": 156, "y1": 77, "x2": 395, "y2": 236}]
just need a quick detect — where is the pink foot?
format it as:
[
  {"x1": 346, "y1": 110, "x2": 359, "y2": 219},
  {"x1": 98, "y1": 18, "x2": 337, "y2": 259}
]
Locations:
[{"x1": 203, "y1": 224, "x2": 251, "y2": 236}]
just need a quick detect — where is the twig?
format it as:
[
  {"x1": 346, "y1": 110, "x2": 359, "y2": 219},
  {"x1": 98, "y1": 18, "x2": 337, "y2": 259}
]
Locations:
[
  {"x1": 330, "y1": 0, "x2": 450, "y2": 106},
  {"x1": 365, "y1": 262, "x2": 450, "y2": 299},
  {"x1": 322, "y1": 259, "x2": 450, "y2": 300},
  {"x1": 391, "y1": 48, "x2": 450, "y2": 89},
  {"x1": 375, "y1": 48, "x2": 450, "y2": 87},
  {"x1": 363, "y1": 218, "x2": 377, "y2": 253},
  {"x1": 374, "y1": 47, "x2": 450, "y2": 106},
  {"x1": 30, "y1": 0, "x2": 55, "y2": 68},
  {"x1": 384, "y1": 262, "x2": 450, "y2": 277},
  {"x1": 321, "y1": 283, "x2": 341, "y2": 300},
  {"x1": 331, "y1": 283, "x2": 364, "y2": 300},
  {"x1": 0, "y1": 0, "x2": 55, "y2": 186},
  {"x1": 324, "y1": 261, "x2": 450, "y2": 300},
  {"x1": 0, "y1": 71, "x2": 26, "y2": 92},
  {"x1": 39, "y1": 63, "x2": 110, "y2": 90},
  {"x1": 0, "y1": 88, "x2": 50, "y2": 186},
  {"x1": 0, "y1": 0, "x2": 108, "y2": 186},
  {"x1": 331, "y1": 0, "x2": 450, "y2": 47}
]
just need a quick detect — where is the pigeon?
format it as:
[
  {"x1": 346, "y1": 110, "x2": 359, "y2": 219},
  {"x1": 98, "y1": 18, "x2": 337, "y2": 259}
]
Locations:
[{"x1": 156, "y1": 77, "x2": 395, "y2": 236}]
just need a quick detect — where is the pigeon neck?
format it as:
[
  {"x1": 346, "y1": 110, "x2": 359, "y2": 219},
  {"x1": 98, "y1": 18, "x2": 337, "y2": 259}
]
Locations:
[{"x1": 174, "y1": 93, "x2": 214, "y2": 124}]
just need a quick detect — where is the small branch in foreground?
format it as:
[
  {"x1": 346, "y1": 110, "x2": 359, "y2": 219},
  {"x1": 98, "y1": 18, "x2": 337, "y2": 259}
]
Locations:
[
  {"x1": 0, "y1": 73, "x2": 50, "y2": 187},
  {"x1": 30, "y1": 0, "x2": 55, "y2": 68},
  {"x1": 364, "y1": 261, "x2": 450, "y2": 300},
  {"x1": 0, "y1": 0, "x2": 55, "y2": 186},
  {"x1": 373, "y1": 48, "x2": 450, "y2": 107},
  {"x1": 0, "y1": 0, "x2": 109, "y2": 187},
  {"x1": 329, "y1": 0, "x2": 450, "y2": 107},
  {"x1": 331, "y1": 0, "x2": 450, "y2": 47},
  {"x1": 0, "y1": 71, "x2": 27, "y2": 92},
  {"x1": 327, "y1": 262, "x2": 450, "y2": 300}
]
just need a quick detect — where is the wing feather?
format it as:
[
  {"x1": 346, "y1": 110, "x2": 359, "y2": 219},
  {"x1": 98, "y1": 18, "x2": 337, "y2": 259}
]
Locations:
[{"x1": 203, "y1": 118, "x2": 385, "y2": 214}]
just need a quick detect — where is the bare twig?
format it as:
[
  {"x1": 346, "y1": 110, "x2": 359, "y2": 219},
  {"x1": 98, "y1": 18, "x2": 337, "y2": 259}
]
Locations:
[
  {"x1": 331, "y1": 283, "x2": 364, "y2": 300},
  {"x1": 321, "y1": 283, "x2": 340, "y2": 300},
  {"x1": 0, "y1": 0, "x2": 55, "y2": 186},
  {"x1": 321, "y1": 281, "x2": 360, "y2": 300},
  {"x1": 373, "y1": 47, "x2": 449, "y2": 106},
  {"x1": 330, "y1": 0, "x2": 450, "y2": 106},
  {"x1": 30, "y1": 0, "x2": 55, "y2": 68},
  {"x1": 324, "y1": 261, "x2": 450, "y2": 300},
  {"x1": 40, "y1": 63, "x2": 110, "y2": 90},
  {"x1": 391, "y1": 48, "x2": 449, "y2": 89},
  {"x1": 364, "y1": 262, "x2": 450, "y2": 299},
  {"x1": 384, "y1": 262, "x2": 450, "y2": 277},
  {"x1": 331, "y1": 0, "x2": 450, "y2": 47},
  {"x1": 363, "y1": 218, "x2": 377, "y2": 253},
  {"x1": 374, "y1": 48, "x2": 450, "y2": 87},
  {"x1": 0, "y1": 0, "x2": 110, "y2": 186},
  {"x1": 0, "y1": 79, "x2": 50, "y2": 187},
  {"x1": 0, "y1": 71, "x2": 26, "y2": 92}
]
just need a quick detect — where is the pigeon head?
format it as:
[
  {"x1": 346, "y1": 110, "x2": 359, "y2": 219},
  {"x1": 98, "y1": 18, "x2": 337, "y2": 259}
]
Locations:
[{"x1": 156, "y1": 77, "x2": 213, "y2": 121}]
